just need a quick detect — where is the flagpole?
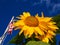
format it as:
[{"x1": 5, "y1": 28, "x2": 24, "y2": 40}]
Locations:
[
  {"x1": 3, "y1": 16, "x2": 14, "y2": 35},
  {"x1": 0, "y1": 16, "x2": 14, "y2": 45}
]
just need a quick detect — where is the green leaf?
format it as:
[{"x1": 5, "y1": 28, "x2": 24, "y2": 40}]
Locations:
[
  {"x1": 50, "y1": 14, "x2": 60, "y2": 45},
  {"x1": 9, "y1": 33, "x2": 25, "y2": 44},
  {"x1": 57, "y1": 21, "x2": 60, "y2": 27},
  {"x1": 26, "y1": 41, "x2": 50, "y2": 45},
  {"x1": 53, "y1": 14, "x2": 60, "y2": 34},
  {"x1": 53, "y1": 15, "x2": 60, "y2": 22}
]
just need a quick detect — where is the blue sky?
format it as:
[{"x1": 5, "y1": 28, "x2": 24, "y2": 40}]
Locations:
[{"x1": 0, "y1": 0, "x2": 60, "y2": 45}]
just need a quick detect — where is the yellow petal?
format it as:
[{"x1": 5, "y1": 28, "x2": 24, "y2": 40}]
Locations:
[
  {"x1": 19, "y1": 29, "x2": 24, "y2": 35},
  {"x1": 28, "y1": 28, "x2": 34, "y2": 37},
  {"x1": 48, "y1": 25, "x2": 59, "y2": 29},
  {"x1": 49, "y1": 38, "x2": 53, "y2": 42},
  {"x1": 14, "y1": 20, "x2": 25, "y2": 27},
  {"x1": 40, "y1": 17, "x2": 52, "y2": 22},
  {"x1": 14, "y1": 26, "x2": 21, "y2": 30},
  {"x1": 35, "y1": 15, "x2": 41, "y2": 22},
  {"x1": 48, "y1": 30, "x2": 55, "y2": 35},
  {"x1": 35, "y1": 27, "x2": 44, "y2": 35},
  {"x1": 19, "y1": 15, "x2": 25, "y2": 19},
  {"x1": 46, "y1": 34, "x2": 53, "y2": 42},
  {"x1": 19, "y1": 26, "x2": 29, "y2": 35},
  {"x1": 49, "y1": 22, "x2": 56, "y2": 25},
  {"x1": 23, "y1": 12, "x2": 30, "y2": 18},
  {"x1": 35, "y1": 14, "x2": 39, "y2": 17},
  {"x1": 41, "y1": 12, "x2": 44, "y2": 18},
  {"x1": 21, "y1": 26, "x2": 28, "y2": 31},
  {"x1": 42, "y1": 37, "x2": 49, "y2": 43},
  {"x1": 34, "y1": 31, "x2": 38, "y2": 36},
  {"x1": 16, "y1": 17, "x2": 20, "y2": 19},
  {"x1": 24, "y1": 30, "x2": 29, "y2": 36},
  {"x1": 39, "y1": 24, "x2": 48, "y2": 31}
]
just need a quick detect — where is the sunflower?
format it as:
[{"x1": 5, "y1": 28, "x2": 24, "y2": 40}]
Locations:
[{"x1": 13, "y1": 12, "x2": 58, "y2": 43}]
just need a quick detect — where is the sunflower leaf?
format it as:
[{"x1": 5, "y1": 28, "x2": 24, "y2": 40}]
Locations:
[
  {"x1": 50, "y1": 14, "x2": 60, "y2": 45},
  {"x1": 53, "y1": 14, "x2": 60, "y2": 34},
  {"x1": 53, "y1": 14, "x2": 60, "y2": 22},
  {"x1": 26, "y1": 41, "x2": 50, "y2": 45},
  {"x1": 9, "y1": 33, "x2": 25, "y2": 44}
]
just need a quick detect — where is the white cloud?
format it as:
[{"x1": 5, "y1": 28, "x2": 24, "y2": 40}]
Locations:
[
  {"x1": 32, "y1": 0, "x2": 51, "y2": 6},
  {"x1": 32, "y1": 2, "x2": 40, "y2": 6},
  {"x1": 53, "y1": 4, "x2": 60, "y2": 11},
  {"x1": 49, "y1": 3, "x2": 60, "y2": 15}
]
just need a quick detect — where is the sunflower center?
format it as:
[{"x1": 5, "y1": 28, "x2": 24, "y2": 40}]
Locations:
[{"x1": 24, "y1": 16, "x2": 39, "y2": 27}]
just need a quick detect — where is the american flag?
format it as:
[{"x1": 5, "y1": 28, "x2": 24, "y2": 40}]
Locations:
[
  {"x1": 7, "y1": 22, "x2": 14, "y2": 34},
  {"x1": 7, "y1": 16, "x2": 14, "y2": 34}
]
